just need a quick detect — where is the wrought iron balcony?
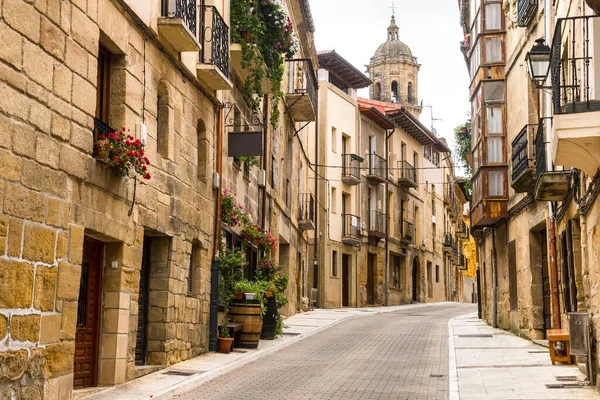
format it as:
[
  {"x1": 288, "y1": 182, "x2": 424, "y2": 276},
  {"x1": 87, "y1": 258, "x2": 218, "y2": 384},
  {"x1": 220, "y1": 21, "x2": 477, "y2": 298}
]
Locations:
[
  {"x1": 551, "y1": 15, "x2": 600, "y2": 176},
  {"x1": 397, "y1": 161, "x2": 417, "y2": 188},
  {"x1": 197, "y1": 5, "x2": 232, "y2": 90},
  {"x1": 517, "y1": 0, "x2": 538, "y2": 27},
  {"x1": 342, "y1": 214, "x2": 362, "y2": 246},
  {"x1": 342, "y1": 154, "x2": 362, "y2": 186},
  {"x1": 456, "y1": 220, "x2": 467, "y2": 239},
  {"x1": 443, "y1": 233, "x2": 454, "y2": 254},
  {"x1": 368, "y1": 210, "x2": 386, "y2": 240},
  {"x1": 534, "y1": 119, "x2": 571, "y2": 201},
  {"x1": 511, "y1": 124, "x2": 537, "y2": 193},
  {"x1": 443, "y1": 184, "x2": 453, "y2": 206},
  {"x1": 298, "y1": 193, "x2": 315, "y2": 231},
  {"x1": 285, "y1": 59, "x2": 317, "y2": 122},
  {"x1": 399, "y1": 219, "x2": 414, "y2": 245},
  {"x1": 366, "y1": 153, "x2": 386, "y2": 185},
  {"x1": 158, "y1": 0, "x2": 200, "y2": 52}
]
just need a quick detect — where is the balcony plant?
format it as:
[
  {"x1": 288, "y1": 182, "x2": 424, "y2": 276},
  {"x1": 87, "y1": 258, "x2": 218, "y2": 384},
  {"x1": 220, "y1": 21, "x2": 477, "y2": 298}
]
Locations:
[
  {"x1": 221, "y1": 189, "x2": 251, "y2": 228},
  {"x1": 231, "y1": 0, "x2": 298, "y2": 128},
  {"x1": 218, "y1": 246, "x2": 245, "y2": 311},
  {"x1": 96, "y1": 127, "x2": 151, "y2": 180}
]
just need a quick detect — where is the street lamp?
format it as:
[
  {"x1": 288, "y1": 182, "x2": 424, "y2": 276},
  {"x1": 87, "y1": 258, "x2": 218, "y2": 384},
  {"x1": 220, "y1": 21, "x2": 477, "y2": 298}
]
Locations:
[{"x1": 526, "y1": 38, "x2": 552, "y2": 85}]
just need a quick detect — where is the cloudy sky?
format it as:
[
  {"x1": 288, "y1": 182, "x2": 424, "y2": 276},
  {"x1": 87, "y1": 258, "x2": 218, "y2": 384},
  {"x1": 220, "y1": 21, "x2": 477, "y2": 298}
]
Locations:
[{"x1": 310, "y1": 0, "x2": 470, "y2": 156}]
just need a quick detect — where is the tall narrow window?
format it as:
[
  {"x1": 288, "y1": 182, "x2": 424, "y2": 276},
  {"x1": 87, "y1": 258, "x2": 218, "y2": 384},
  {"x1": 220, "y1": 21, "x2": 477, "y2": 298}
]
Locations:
[
  {"x1": 332, "y1": 251, "x2": 338, "y2": 277},
  {"x1": 435, "y1": 265, "x2": 439, "y2": 283},
  {"x1": 331, "y1": 127, "x2": 337, "y2": 153},
  {"x1": 407, "y1": 82, "x2": 414, "y2": 103},
  {"x1": 485, "y1": 37, "x2": 502, "y2": 63},
  {"x1": 94, "y1": 46, "x2": 112, "y2": 148},
  {"x1": 391, "y1": 81, "x2": 399, "y2": 103},
  {"x1": 431, "y1": 184, "x2": 436, "y2": 215},
  {"x1": 489, "y1": 171, "x2": 504, "y2": 196},
  {"x1": 374, "y1": 83, "x2": 381, "y2": 100},
  {"x1": 187, "y1": 247, "x2": 195, "y2": 297},
  {"x1": 484, "y1": 3, "x2": 502, "y2": 31},
  {"x1": 331, "y1": 187, "x2": 337, "y2": 213}
]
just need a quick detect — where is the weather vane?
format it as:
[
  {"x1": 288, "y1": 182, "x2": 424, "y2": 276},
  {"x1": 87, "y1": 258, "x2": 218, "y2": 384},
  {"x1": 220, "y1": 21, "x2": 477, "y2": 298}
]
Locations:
[{"x1": 390, "y1": 1, "x2": 397, "y2": 15}]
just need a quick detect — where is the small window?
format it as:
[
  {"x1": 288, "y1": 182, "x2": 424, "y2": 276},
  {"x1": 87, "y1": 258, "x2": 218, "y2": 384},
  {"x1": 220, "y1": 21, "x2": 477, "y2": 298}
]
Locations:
[
  {"x1": 391, "y1": 81, "x2": 399, "y2": 103},
  {"x1": 332, "y1": 251, "x2": 338, "y2": 277},
  {"x1": 485, "y1": 37, "x2": 502, "y2": 63},
  {"x1": 331, "y1": 127, "x2": 337, "y2": 153},
  {"x1": 331, "y1": 187, "x2": 337, "y2": 213},
  {"x1": 484, "y1": 3, "x2": 502, "y2": 31},
  {"x1": 435, "y1": 265, "x2": 439, "y2": 283},
  {"x1": 484, "y1": 81, "x2": 504, "y2": 102}
]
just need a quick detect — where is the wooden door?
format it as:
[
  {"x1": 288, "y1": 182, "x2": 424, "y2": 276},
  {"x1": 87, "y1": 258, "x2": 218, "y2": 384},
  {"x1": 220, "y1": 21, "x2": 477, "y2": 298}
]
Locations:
[
  {"x1": 135, "y1": 237, "x2": 151, "y2": 366},
  {"x1": 342, "y1": 255, "x2": 350, "y2": 307},
  {"x1": 541, "y1": 230, "x2": 551, "y2": 336},
  {"x1": 412, "y1": 258, "x2": 419, "y2": 302},
  {"x1": 74, "y1": 238, "x2": 103, "y2": 389},
  {"x1": 367, "y1": 254, "x2": 375, "y2": 304}
]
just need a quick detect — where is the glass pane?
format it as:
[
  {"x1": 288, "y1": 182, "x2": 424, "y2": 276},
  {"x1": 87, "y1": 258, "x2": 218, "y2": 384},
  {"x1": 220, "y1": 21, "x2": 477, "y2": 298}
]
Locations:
[
  {"x1": 472, "y1": 116, "x2": 479, "y2": 148},
  {"x1": 489, "y1": 170, "x2": 504, "y2": 196},
  {"x1": 485, "y1": 4, "x2": 501, "y2": 30},
  {"x1": 485, "y1": 37, "x2": 502, "y2": 63},
  {"x1": 470, "y1": 42, "x2": 480, "y2": 78},
  {"x1": 486, "y1": 107, "x2": 503, "y2": 134},
  {"x1": 484, "y1": 81, "x2": 504, "y2": 102},
  {"x1": 473, "y1": 145, "x2": 480, "y2": 171},
  {"x1": 487, "y1": 137, "x2": 503, "y2": 163}
]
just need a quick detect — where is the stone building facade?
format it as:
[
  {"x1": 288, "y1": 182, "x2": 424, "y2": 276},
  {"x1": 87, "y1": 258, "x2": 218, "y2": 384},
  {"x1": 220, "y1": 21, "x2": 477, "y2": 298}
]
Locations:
[
  {"x1": 0, "y1": 0, "x2": 317, "y2": 398},
  {"x1": 459, "y1": 0, "x2": 600, "y2": 384}
]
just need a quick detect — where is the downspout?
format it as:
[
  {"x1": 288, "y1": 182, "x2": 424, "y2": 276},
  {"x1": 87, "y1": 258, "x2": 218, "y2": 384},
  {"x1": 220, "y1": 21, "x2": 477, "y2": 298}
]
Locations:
[
  {"x1": 544, "y1": 0, "x2": 561, "y2": 329},
  {"x1": 314, "y1": 82, "x2": 319, "y2": 298},
  {"x1": 261, "y1": 95, "x2": 269, "y2": 229},
  {"x1": 492, "y1": 228, "x2": 498, "y2": 328},
  {"x1": 209, "y1": 104, "x2": 224, "y2": 352},
  {"x1": 384, "y1": 127, "x2": 395, "y2": 306}
]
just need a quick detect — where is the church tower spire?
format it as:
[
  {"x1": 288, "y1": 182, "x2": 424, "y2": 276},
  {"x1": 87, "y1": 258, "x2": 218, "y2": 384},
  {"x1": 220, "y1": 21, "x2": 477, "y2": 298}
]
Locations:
[{"x1": 388, "y1": 15, "x2": 399, "y2": 41}]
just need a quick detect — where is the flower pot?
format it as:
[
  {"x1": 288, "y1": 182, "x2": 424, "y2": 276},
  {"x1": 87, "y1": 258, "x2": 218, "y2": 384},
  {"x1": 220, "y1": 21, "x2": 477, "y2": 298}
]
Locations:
[
  {"x1": 234, "y1": 291, "x2": 245, "y2": 300},
  {"x1": 244, "y1": 293, "x2": 256, "y2": 300},
  {"x1": 217, "y1": 337, "x2": 234, "y2": 353}
]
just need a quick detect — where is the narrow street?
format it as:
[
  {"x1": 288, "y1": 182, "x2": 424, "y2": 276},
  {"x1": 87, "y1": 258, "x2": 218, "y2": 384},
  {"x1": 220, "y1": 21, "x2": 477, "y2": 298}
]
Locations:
[{"x1": 180, "y1": 303, "x2": 476, "y2": 400}]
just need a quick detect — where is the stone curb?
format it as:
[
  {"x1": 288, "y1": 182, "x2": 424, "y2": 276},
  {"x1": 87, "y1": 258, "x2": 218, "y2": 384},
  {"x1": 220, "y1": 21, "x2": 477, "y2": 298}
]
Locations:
[
  {"x1": 448, "y1": 316, "x2": 459, "y2": 400},
  {"x1": 149, "y1": 302, "x2": 445, "y2": 399}
]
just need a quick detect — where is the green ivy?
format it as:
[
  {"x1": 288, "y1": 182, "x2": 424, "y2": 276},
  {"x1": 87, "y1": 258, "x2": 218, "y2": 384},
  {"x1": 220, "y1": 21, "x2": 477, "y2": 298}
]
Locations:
[{"x1": 454, "y1": 121, "x2": 472, "y2": 194}]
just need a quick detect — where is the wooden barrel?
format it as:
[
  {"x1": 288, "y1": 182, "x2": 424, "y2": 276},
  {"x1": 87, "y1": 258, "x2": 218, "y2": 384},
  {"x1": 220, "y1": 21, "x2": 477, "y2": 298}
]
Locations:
[
  {"x1": 229, "y1": 299, "x2": 263, "y2": 349},
  {"x1": 261, "y1": 297, "x2": 278, "y2": 340}
]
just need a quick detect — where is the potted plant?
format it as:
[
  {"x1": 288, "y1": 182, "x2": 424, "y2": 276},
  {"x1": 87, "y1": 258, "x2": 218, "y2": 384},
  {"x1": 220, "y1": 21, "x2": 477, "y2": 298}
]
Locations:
[
  {"x1": 217, "y1": 318, "x2": 234, "y2": 354},
  {"x1": 95, "y1": 127, "x2": 151, "y2": 180}
]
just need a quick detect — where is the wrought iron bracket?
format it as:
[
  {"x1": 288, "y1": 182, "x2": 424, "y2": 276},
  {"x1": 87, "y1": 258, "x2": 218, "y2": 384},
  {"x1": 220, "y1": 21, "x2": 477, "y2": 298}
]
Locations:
[{"x1": 223, "y1": 101, "x2": 263, "y2": 130}]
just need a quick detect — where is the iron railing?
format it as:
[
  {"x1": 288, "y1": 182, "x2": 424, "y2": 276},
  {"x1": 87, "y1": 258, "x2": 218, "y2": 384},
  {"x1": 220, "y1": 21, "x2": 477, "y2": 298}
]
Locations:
[
  {"x1": 201, "y1": 5, "x2": 229, "y2": 78},
  {"x1": 511, "y1": 124, "x2": 536, "y2": 182},
  {"x1": 444, "y1": 183, "x2": 454, "y2": 204},
  {"x1": 285, "y1": 59, "x2": 318, "y2": 112},
  {"x1": 551, "y1": 16, "x2": 600, "y2": 114},
  {"x1": 368, "y1": 210, "x2": 386, "y2": 236},
  {"x1": 368, "y1": 153, "x2": 387, "y2": 180},
  {"x1": 342, "y1": 153, "x2": 362, "y2": 182},
  {"x1": 535, "y1": 119, "x2": 546, "y2": 177},
  {"x1": 517, "y1": 0, "x2": 538, "y2": 27},
  {"x1": 298, "y1": 193, "x2": 315, "y2": 222},
  {"x1": 342, "y1": 214, "x2": 362, "y2": 241},
  {"x1": 162, "y1": 0, "x2": 197, "y2": 35},
  {"x1": 400, "y1": 219, "x2": 414, "y2": 244},
  {"x1": 398, "y1": 160, "x2": 416, "y2": 184},
  {"x1": 443, "y1": 232, "x2": 454, "y2": 248}
]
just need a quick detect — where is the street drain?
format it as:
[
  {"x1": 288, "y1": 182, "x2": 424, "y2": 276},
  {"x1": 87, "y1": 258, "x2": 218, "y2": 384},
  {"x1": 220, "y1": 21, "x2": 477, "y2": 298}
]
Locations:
[
  {"x1": 556, "y1": 376, "x2": 578, "y2": 382},
  {"x1": 457, "y1": 334, "x2": 493, "y2": 338},
  {"x1": 545, "y1": 383, "x2": 585, "y2": 389},
  {"x1": 430, "y1": 374, "x2": 446, "y2": 378},
  {"x1": 163, "y1": 370, "x2": 202, "y2": 376}
]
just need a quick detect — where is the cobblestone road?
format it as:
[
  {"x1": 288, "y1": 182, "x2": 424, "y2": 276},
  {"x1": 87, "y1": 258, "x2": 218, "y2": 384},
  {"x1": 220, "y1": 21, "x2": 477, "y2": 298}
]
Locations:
[{"x1": 179, "y1": 303, "x2": 476, "y2": 400}]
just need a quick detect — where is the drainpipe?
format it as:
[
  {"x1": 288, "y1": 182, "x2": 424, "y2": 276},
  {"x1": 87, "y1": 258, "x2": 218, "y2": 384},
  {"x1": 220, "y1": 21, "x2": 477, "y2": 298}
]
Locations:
[
  {"x1": 492, "y1": 228, "x2": 498, "y2": 328},
  {"x1": 313, "y1": 83, "x2": 319, "y2": 300},
  {"x1": 261, "y1": 96, "x2": 269, "y2": 229},
  {"x1": 209, "y1": 104, "x2": 224, "y2": 352},
  {"x1": 544, "y1": 0, "x2": 561, "y2": 329},
  {"x1": 384, "y1": 127, "x2": 395, "y2": 306}
]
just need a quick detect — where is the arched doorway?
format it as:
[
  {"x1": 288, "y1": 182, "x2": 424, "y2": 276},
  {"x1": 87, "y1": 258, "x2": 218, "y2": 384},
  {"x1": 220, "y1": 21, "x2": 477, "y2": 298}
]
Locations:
[{"x1": 412, "y1": 257, "x2": 419, "y2": 302}]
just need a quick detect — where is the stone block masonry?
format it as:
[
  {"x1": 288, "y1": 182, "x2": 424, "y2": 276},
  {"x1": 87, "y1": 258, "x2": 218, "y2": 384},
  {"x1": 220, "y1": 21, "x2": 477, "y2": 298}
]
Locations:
[{"x1": 0, "y1": 0, "x2": 218, "y2": 398}]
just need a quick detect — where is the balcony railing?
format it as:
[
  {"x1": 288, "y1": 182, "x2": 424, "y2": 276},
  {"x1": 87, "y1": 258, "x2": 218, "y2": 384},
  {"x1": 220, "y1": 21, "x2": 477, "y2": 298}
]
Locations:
[
  {"x1": 285, "y1": 59, "x2": 317, "y2": 122},
  {"x1": 342, "y1": 214, "x2": 362, "y2": 246},
  {"x1": 366, "y1": 153, "x2": 386, "y2": 184},
  {"x1": 298, "y1": 193, "x2": 315, "y2": 231},
  {"x1": 162, "y1": 0, "x2": 197, "y2": 36},
  {"x1": 443, "y1": 233, "x2": 454, "y2": 253},
  {"x1": 444, "y1": 184, "x2": 454, "y2": 205},
  {"x1": 397, "y1": 160, "x2": 417, "y2": 188},
  {"x1": 551, "y1": 16, "x2": 600, "y2": 115},
  {"x1": 368, "y1": 210, "x2": 386, "y2": 239},
  {"x1": 517, "y1": 0, "x2": 538, "y2": 27},
  {"x1": 535, "y1": 119, "x2": 545, "y2": 177},
  {"x1": 399, "y1": 219, "x2": 414, "y2": 244},
  {"x1": 200, "y1": 5, "x2": 229, "y2": 79},
  {"x1": 342, "y1": 154, "x2": 362, "y2": 185}
]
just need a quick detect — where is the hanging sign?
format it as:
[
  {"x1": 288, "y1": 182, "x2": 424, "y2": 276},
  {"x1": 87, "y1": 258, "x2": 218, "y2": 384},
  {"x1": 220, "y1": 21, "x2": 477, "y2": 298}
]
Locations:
[{"x1": 228, "y1": 131, "x2": 264, "y2": 157}]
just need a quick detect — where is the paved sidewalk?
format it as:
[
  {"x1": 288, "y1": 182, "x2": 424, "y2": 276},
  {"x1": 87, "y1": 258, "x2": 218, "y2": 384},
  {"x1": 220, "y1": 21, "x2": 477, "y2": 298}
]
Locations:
[
  {"x1": 82, "y1": 302, "x2": 443, "y2": 400},
  {"x1": 449, "y1": 313, "x2": 600, "y2": 400}
]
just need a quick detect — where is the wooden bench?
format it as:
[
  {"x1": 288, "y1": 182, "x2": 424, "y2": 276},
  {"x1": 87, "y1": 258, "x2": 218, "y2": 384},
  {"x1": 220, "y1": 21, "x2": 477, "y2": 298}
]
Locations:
[
  {"x1": 227, "y1": 323, "x2": 243, "y2": 349},
  {"x1": 547, "y1": 329, "x2": 571, "y2": 365}
]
